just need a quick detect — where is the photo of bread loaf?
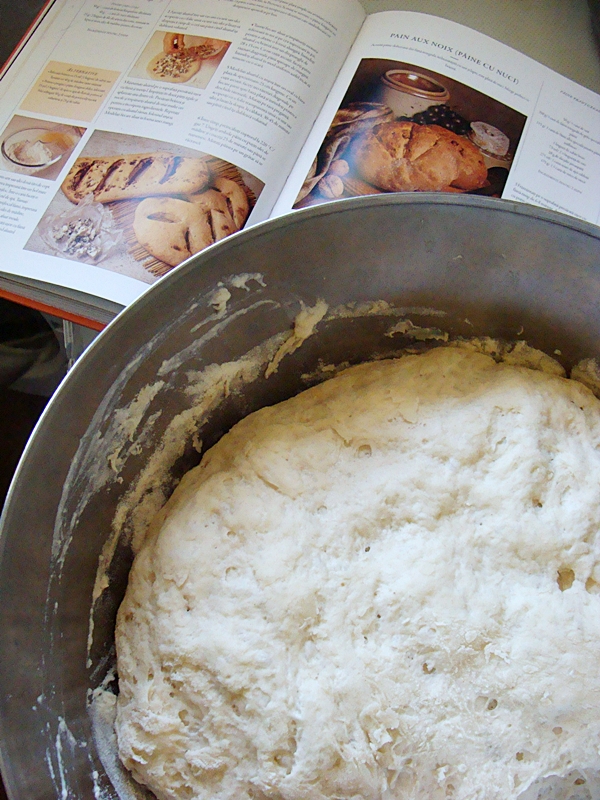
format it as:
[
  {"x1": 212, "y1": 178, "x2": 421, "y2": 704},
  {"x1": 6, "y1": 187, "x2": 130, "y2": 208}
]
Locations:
[
  {"x1": 294, "y1": 58, "x2": 527, "y2": 209},
  {"x1": 25, "y1": 131, "x2": 263, "y2": 283},
  {"x1": 61, "y1": 153, "x2": 212, "y2": 204},
  {"x1": 352, "y1": 120, "x2": 488, "y2": 193}
]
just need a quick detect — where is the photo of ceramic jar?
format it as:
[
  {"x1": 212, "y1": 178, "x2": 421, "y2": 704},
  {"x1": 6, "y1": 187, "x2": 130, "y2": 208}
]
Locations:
[{"x1": 378, "y1": 69, "x2": 450, "y2": 117}]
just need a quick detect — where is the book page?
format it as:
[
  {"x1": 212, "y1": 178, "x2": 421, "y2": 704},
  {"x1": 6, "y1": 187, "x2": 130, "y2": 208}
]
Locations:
[
  {"x1": 0, "y1": 0, "x2": 364, "y2": 309},
  {"x1": 273, "y1": 11, "x2": 600, "y2": 228}
]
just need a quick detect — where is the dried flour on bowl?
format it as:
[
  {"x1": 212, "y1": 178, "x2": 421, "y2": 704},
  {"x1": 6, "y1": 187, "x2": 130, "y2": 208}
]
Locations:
[{"x1": 114, "y1": 346, "x2": 600, "y2": 800}]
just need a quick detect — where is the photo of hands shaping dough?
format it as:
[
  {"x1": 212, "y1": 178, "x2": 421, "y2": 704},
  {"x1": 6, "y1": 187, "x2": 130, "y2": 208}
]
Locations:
[{"x1": 130, "y1": 31, "x2": 231, "y2": 89}]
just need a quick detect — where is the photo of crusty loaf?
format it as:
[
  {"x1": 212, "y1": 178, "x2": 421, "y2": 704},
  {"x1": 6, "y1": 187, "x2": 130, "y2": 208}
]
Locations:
[
  {"x1": 294, "y1": 58, "x2": 526, "y2": 209},
  {"x1": 352, "y1": 120, "x2": 488, "y2": 193},
  {"x1": 25, "y1": 131, "x2": 263, "y2": 283}
]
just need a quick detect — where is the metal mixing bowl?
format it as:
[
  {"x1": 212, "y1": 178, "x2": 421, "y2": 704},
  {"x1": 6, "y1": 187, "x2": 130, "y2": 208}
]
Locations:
[{"x1": 1, "y1": 195, "x2": 600, "y2": 800}]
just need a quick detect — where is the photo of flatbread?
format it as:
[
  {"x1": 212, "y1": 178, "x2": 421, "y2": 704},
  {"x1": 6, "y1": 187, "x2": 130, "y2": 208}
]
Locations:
[
  {"x1": 25, "y1": 131, "x2": 263, "y2": 284},
  {"x1": 118, "y1": 163, "x2": 255, "y2": 275},
  {"x1": 61, "y1": 152, "x2": 212, "y2": 204}
]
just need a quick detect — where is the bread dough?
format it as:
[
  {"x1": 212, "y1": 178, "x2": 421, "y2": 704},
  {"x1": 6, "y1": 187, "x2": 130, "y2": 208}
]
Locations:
[{"x1": 115, "y1": 347, "x2": 600, "y2": 800}]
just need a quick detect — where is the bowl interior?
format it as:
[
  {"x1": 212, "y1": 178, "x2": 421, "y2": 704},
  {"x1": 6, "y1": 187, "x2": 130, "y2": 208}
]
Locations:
[{"x1": 1, "y1": 195, "x2": 600, "y2": 799}]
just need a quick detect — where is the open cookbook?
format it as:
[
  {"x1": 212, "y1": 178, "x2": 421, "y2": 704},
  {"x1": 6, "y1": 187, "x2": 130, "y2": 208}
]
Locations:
[{"x1": 0, "y1": 0, "x2": 598, "y2": 327}]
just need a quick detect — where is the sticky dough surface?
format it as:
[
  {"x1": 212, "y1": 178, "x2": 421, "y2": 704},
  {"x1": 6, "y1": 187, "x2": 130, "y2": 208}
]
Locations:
[{"x1": 115, "y1": 347, "x2": 600, "y2": 800}]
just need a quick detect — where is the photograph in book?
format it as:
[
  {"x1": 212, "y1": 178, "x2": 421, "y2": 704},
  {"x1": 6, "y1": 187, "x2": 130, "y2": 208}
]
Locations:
[
  {"x1": 25, "y1": 130, "x2": 263, "y2": 284},
  {"x1": 294, "y1": 58, "x2": 527, "y2": 208},
  {"x1": 0, "y1": 115, "x2": 84, "y2": 180},
  {"x1": 130, "y1": 31, "x2": 231, "y2": 88}
]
